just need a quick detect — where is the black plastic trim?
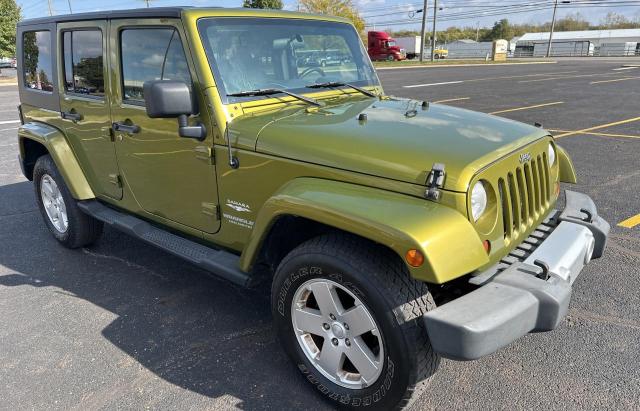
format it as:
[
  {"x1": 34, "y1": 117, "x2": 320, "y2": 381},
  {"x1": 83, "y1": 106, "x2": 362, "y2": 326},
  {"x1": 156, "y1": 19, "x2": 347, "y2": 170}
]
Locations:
[
  {"x1": 77, "y1": 200, "x2": 252, "y2": 287},
  {"x1": 18, "y1": 7, "x2": 192, "y2": 27}
]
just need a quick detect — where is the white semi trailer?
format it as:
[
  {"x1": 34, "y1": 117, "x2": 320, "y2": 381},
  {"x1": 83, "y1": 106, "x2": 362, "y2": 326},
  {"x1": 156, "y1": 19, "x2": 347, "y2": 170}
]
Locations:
[{"x1": 394, "y1": 36, "x2": 422, "y2": 59}]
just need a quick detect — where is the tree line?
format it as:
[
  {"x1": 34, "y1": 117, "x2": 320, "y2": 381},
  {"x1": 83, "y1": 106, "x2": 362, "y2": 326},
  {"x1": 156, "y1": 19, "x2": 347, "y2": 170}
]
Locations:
[{"x1": 387, "y1": 12, "x2": 640, "y2": 43}]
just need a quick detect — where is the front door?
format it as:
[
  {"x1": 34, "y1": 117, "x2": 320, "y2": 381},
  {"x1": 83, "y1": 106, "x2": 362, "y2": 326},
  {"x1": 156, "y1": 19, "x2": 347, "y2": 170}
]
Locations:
[
  {"x1": 109, "y1": 19, "x2": 220, "y2": 233},
  {"x1": 58, "y1": 21, "x2": 122, "y2": 199}
]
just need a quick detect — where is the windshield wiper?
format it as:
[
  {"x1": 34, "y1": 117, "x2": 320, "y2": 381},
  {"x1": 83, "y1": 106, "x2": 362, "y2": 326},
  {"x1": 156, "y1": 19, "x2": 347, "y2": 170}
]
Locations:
[
  {"x1": 227, "y1": 88, "x2": 321, "y2": 106},
  {"x1": 306, "y1": 82, "x2": 377, "y2": 98}
]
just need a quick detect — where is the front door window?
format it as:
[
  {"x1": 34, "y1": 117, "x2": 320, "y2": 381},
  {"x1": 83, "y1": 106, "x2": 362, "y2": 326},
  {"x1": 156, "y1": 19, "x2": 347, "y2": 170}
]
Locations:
[{"x1": 120, "y1": 28, "x2": 192, "y2": 103}]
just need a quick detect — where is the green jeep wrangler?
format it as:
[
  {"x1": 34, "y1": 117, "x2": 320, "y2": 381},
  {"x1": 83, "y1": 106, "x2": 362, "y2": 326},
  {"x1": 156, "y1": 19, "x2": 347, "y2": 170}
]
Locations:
[{"x1": 17, "y1": 7, "x2": 609, "y2": 409}]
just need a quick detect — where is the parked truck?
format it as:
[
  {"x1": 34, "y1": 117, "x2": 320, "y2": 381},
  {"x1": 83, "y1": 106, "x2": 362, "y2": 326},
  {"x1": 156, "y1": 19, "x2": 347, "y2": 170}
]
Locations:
[
  {"x1": 394, "y1": 36, "x2": 448, "y2": 60},
  {"x1": 367, "y1": 31, "x2": 405, "y2": 61},
  {"x1": 394, "y1": 36, "x2": 421, "y2": 59}
]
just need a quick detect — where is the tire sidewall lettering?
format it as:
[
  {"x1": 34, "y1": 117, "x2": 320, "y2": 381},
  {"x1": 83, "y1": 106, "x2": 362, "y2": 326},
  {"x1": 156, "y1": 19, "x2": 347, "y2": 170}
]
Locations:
[{"x1": 280, "y1": 262, "x2": 398, "y2": 406}]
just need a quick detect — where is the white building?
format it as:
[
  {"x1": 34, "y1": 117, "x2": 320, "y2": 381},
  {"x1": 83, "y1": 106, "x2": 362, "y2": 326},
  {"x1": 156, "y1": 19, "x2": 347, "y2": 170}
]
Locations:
[
  {"x1": 517, "y1": 29, "x2": 640, "y2": 46},
  {"x1": 515, "y1": 29, "x2": 640, "y2": 56}
]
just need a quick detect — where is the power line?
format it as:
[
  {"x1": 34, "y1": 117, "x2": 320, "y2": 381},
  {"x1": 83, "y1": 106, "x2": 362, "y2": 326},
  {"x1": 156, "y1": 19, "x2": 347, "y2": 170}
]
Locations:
[
  {"x1": 366, "y1": 1, "x2": 640, "y2": 22},
  {"x1": 364, "y1": 2, "x2": 640, "y2": 26}
]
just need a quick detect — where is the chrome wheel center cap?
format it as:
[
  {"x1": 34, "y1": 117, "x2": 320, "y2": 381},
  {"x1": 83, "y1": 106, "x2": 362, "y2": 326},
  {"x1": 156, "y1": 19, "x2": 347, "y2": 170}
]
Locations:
[{"x1": 331, "y1": 322, "x2": 346, "y2": 339}]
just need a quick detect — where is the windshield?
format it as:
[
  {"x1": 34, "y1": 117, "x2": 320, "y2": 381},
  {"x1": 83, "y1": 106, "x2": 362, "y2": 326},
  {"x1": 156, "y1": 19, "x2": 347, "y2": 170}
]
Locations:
[{"x1": 197, "y1": 18, "x2": 379, "y2": 102}]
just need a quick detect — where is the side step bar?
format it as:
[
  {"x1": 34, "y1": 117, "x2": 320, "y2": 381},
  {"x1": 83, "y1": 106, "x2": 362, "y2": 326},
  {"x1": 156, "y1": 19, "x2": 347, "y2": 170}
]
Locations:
[{"x1": 78, "y1": 200, "x2": 252, "y2": 287}]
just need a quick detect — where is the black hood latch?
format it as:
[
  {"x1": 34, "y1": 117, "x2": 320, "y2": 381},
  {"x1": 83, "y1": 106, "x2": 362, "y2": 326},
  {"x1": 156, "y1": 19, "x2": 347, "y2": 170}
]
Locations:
[{"x1": 425, "y1": 163, "x2": 446, "y2": 201}]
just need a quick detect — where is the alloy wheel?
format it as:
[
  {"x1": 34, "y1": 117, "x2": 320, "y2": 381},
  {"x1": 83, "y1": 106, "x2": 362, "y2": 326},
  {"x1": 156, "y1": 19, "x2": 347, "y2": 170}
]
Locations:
[
  {"x1": 291, "y1": 278, "x2": 384, "y2": 389},
  {"x1": 40, "y1": 174, "x2": 68, "y2": 233}
]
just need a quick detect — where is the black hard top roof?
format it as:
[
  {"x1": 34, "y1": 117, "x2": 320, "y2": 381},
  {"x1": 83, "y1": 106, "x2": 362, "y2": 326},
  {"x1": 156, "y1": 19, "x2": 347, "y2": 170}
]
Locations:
[{"x1": 18, "y1": 6, "x2": 196, "y2": 27}]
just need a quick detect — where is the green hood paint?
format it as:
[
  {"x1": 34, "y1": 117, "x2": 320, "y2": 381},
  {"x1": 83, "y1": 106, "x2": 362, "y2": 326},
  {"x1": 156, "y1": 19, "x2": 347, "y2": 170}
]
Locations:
[{"x1": 232, "y1": 97, "x2": 549, "y2": 192}]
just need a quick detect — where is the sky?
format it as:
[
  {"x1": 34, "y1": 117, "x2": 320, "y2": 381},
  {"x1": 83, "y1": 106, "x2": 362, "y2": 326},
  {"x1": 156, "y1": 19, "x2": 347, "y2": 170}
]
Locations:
[{"x1": 18, "y1": 0, "x2": 640, "y2": 31}]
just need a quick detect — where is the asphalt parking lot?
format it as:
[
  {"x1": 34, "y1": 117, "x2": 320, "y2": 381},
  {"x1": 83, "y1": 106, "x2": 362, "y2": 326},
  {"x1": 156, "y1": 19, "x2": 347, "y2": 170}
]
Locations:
[{"x1": 1, "y1": 58, "x2": 639, "y2": 410}]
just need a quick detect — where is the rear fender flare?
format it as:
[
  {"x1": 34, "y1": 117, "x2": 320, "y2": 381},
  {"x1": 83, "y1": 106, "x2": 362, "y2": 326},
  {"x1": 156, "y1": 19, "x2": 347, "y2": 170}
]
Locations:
[
  {"x1": 18, "y1": 122, "x2": 94, "y2": 200},
  {"x1": 240, "y1": 178, "x2": 489, "y2": 284}
]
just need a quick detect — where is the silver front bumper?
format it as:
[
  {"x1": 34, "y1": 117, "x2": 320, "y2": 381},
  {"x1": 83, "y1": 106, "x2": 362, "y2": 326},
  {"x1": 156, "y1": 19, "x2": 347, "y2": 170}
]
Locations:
[{"x1": 423, "y1": 190, "x2": 610, "y2": 361}]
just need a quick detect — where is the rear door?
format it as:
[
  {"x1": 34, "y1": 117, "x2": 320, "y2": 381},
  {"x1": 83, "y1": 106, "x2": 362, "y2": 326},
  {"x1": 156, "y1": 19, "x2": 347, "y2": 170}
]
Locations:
[
  {"x1": 109, "y1": 19, "x2": 220, "y2": 233},
  {"x1": 58, "y1": 21, "x2": 122, "y2": 199}
]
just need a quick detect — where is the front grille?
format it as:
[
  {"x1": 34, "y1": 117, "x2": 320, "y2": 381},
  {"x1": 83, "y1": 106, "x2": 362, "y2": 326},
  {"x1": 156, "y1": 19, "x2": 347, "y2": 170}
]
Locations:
[
  {"x1": 469, "y1": 210, "x2": 558, "y2": 286},
  {"x1": 498, "y1": 151, "x2": 551, "y2": 242}
]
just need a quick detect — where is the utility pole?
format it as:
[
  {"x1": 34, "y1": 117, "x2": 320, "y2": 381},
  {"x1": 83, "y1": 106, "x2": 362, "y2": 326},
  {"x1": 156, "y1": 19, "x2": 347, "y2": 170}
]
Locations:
[
  {"x1": 547, "y1": 0, "x2": 571, "y2": 57},
  {"x1": 430, "y1": 0, "x2": 438, "y2": 62},
  {"x1": 67, "y1": 0, "x2": 73, "y2": 13},
  {"x1": 47, "y1": 0, "x2": 53, "y2": 16},
  {"x1": 546, "y1": 0, "x2": 558, "y2": 57},
  {"x1": 476, "y1": 22, "x2": 480, "y2": 42},
  {"x1": 145, "y1": 0, "x2": 151, "y2": 7},
  {"x1": 419, "y1": 0, "x2": 429, "y2": 62}
]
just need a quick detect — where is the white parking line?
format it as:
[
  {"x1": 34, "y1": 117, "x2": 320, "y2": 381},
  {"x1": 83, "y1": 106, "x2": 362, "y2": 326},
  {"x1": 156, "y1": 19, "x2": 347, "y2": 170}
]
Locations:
[
  {"x1": 613, "y1": 67, "x2": 639, "y2": 71},
  {"x1": 403, "y1": 80, "x2": 464, "y2": 88},
  {"x1": 0, "y1": 120, "x2": 20, "y2": 124}
]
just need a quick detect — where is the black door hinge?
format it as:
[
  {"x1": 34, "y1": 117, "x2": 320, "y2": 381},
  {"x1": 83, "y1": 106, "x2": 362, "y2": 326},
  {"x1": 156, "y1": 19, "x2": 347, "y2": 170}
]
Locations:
[
  {"x1": 201, "y1": 202, "x2": 221, "y2": 221},
  {"x1": 108, "y1": 173, "x2": 122, "y2": 188}
]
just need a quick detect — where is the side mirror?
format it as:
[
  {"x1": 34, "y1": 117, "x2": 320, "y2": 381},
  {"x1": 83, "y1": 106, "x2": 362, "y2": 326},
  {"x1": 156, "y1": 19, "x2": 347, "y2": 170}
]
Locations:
[{"x1": 143, "y1": 80, "x2": 206, "y2": 140}]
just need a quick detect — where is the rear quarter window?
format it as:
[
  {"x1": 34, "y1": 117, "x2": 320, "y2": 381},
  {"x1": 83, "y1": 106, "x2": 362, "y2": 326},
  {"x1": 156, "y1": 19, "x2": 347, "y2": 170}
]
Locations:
[{"x1": 22, "y1": 30, "x2": 54, "y2": 92}]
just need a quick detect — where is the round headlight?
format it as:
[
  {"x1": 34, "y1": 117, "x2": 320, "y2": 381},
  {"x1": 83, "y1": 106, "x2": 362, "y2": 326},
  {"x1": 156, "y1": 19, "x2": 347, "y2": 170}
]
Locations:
[
  {"x1": 548, "y1": 143, "x2": 556, "y2": 166},
  {"x1": 471, "y1": 181, "x2": 488, "y2": 222}
]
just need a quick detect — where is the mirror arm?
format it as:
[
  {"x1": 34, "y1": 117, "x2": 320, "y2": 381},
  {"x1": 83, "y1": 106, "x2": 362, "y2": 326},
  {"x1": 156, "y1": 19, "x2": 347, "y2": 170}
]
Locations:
[{"x1": 178, "y1": 114, "x2": 206, "y2": 140}]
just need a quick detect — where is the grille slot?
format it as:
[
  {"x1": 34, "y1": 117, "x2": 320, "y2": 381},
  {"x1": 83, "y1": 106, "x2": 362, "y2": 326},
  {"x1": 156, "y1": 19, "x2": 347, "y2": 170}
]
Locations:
[{"x1": 499, "y1": 153, "x2": 551, "y2": 242}]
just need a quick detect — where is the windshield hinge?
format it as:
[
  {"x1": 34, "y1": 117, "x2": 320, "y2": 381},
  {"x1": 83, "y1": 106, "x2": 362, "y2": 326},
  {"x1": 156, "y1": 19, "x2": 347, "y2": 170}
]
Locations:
[{"x1": 425, "y1": 163, "x2": 445, "y2": 201}]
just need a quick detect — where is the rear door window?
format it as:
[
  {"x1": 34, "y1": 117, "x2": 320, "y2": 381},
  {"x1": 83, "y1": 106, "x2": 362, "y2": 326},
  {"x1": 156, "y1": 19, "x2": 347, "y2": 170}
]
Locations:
[
  {"x1": 120, "y1": 28, "x2": 192, "y2": 103},
  {"x1": 62, "y1": 30, "x2": 104, "y2": 98},
  {"x1": 22, "y1": 30, "x2": 54, "y2": 92}
]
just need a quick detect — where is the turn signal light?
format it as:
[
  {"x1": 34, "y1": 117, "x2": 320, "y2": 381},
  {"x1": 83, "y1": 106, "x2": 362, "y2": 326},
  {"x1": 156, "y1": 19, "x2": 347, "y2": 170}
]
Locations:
[
  {"x1": 554, "y1": 182, "x2": 560, "y2": 197},
  {"x1": 405, "y1": 249, "x2": 425, "y2": 267},
  {"x1": 483, "y1": 240, "x2": 491, "y2": 254}
]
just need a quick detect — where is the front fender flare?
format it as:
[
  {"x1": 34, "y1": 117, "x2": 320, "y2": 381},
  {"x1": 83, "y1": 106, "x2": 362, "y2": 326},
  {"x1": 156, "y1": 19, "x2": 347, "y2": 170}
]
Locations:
[
  {"x1": 240, "y1": 178, "x2": 489, "y2": 284},
  {"x1": 557, "y1": 145, "x2": 577, "y2": 184},
  {"x1": 19, "y1": 122, "x2": 94, "y2": 200}
]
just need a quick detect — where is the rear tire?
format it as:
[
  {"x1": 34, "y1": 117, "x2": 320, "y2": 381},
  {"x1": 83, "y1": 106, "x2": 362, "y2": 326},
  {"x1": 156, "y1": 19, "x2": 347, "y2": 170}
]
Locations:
[
  {"x1": 271, "y1": 234, "x2": 440, "y2": 410},
  {"x1": 34, "y1": 155, "x2": 103, "y2": 248}
]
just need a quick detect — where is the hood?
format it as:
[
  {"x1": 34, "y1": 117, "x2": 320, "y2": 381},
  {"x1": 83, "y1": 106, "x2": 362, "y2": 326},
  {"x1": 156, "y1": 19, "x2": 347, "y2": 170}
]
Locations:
[{"x1": 232, "y1": 97, "x2": 548, "y2": 192}]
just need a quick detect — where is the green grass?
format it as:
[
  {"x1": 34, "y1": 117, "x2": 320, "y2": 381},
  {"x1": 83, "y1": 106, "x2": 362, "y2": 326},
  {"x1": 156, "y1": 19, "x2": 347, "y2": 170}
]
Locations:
[{"x1": 373, "y1": 58, "x2": 554, "y2": 68}]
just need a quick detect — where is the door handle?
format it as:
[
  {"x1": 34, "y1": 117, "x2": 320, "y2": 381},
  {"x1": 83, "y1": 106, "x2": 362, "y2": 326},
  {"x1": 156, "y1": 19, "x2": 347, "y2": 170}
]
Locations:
[
  {"x1": 61, "y1": 111, "x2": 83, "y2": 121},
  {"x1": 112, "y1": 121, "x2": 140, "y2": 134}
]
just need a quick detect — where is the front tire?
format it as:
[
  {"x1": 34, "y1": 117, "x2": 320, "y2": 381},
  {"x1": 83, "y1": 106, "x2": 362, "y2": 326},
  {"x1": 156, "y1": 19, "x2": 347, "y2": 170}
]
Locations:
[
  {"x1": 34, "y1": 155, "x2": 103, "y2": 248},
  {"x1": 272, "y1": 234, "x2": 440, "y2": 409}
]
